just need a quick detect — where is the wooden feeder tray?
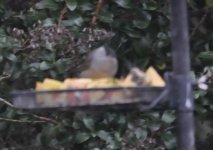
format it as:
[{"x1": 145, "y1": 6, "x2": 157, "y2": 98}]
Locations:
[{"x1": 11, "y1": 86, "x2": 167, "y2": 111}]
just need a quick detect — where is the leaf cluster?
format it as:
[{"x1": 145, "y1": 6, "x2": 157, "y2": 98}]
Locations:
[{"x1": 0, "y1": 0, "x2": 212, "y2": 149}]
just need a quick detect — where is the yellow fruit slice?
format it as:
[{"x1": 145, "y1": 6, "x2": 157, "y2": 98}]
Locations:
[
  {"x1": 63, "y1": 78, "x2": 92, "y2": 88},
  {"x1": 36, "y1": 82, "x2": 44, "y2": 90},
  {"x1": 121, "y1": 76, "x2": 137, "y2": 87},
  {"x1": 145, "y1": 67, "x2": 165, "y2": 87},
  {"x1": 86, "y1": 78, "x2": 118, "y2": 88},
  {"x1": 36, "y1": 78, "x2": 63, "y2": 90}
]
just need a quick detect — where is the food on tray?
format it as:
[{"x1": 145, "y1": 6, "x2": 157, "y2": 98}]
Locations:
[
  {"x1": 124, "y1": 67, "x2": 148, "y2": 86},
  {"x1": 34, "y1": 67, "x2": 165, "y2": 107},
  {"x1": 63, "y1": 78, "x2": 93, "y2": 89},
  {"x1": 36, "y1": 66, "x2": 165, "y2": 90},
  {"x1": 145, "y1": 67, "x2": 166, "y2": 87},
  {"x1": 36, "y1": 78, "x2": 63, "y2": 90}
]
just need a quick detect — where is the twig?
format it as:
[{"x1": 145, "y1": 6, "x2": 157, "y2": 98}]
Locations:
[
  {"x1": 0, "y1": 98, "x2": 60, "y2": 125},
  {"x1": 0, "y1": 98, "x2": 14, "y2": 108},
  {"x1": 0, "y1": 73, "x2": 10, "y2": 81},
  {"x1": 91, "y1": 0, "x2": 105, "y2": 25},
  {"x1": 0, "y1": 117, "x2": 45, "y2": 123},
  {"x1": 190, "y1": 12, "x2": 208, "y2": 38},
  {"x1": 57, "y1": 6, "x2": 68, "y2": 28},
  {"x1": 32, "y1": 114, "x2": 60, "y2": 125}
]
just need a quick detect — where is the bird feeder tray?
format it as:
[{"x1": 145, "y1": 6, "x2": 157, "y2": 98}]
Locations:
[{"x1": 11, "y1": 86, "x2": 166, "y2": 111}]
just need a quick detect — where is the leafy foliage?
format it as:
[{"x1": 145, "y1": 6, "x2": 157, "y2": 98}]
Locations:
[{"x1": 0, "y1": 0, "x2": 212, "y2": 149}]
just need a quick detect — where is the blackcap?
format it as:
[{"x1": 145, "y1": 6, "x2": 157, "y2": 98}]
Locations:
[{"x1": 79, "y1": 45, "x2": 118, "y2": 78}]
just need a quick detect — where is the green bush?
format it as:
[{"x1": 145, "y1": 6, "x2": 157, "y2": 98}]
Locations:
[{"x1": 0, "y1": 0, "x2": 212, "y2": 149}]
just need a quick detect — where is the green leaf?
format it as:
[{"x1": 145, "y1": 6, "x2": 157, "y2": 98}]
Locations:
[
  {"x1": 157, "y1": 32, "x2": 168, "y2": 40},
  {"x1": 195, "y1": 102, "x2": 208, "y2": 114},
  {"x1": 12, "y1": 70, "x2": 22, "y2": 79},
  {"x1": 206, "y1": 0, "x2": 213, "y2": 7},
  {"x1": 42, "y1": 18, "x2": 55, "y2": 27},
  {"x1": 133, "y1": 20, "x2": 149, "y2": 29},
  {"x1": 135, "y1": 128, "x2": 147, "y2": 141},
  {"x1": 72, "y1": 121, "x2": 81, "y2": 129},
  {"x1": 97, "y1": 130, "x2": 112, "y2": 143},
  {"x1": 114, "y1": 0, "x2": 132, "y2": 9},
  {"x1": 55, "y1": 58, "x2": 71, "y2": 73},
  {"x1": 33, "y1": 133, "x2": 43, "y2": 147},
  {"x1": 123, "y1": 28, "x2": 143, "y2": 38},
  {"x1": 49, "y1": 138, "x2": 59, "y2": 148},
  {"x1": 133, "y1": 12, "x2": 152, "y2": 29},
  {"x1": 29, "y1": 63, "x2": 40, "y2": 69},
  {"x1": 198, "y1": 51, "x2": 213, "y2": 61},
  {"x1": 161, "y1": 112, "x2": 175, "y2": 124},
  {"x1": 161, "y1": 131, "x2": 176, "y2": 149},
  {"x1": 6, "y1": 54, "x2": 17, "y2": 62},
  {"x1": 66, "y1": 0, "x2": 78, "y2": 11},
  {"x1": 79, "y1": 1, "x2": 93, "y2": 11},
  {"x1": 193, "y1": 90, "x2": 206, "y2": 99},
  {"x1": 147, "y1": 121, "x2": 161, "y2": 132},
  {"x1": 0, "y1": 36, "x2": 20, "y2": 48},
  {"x1": 75, "y1": 132, "x2": 90, "y2": 143},
  {"x1": 39, "y1": 61, "x2": 53, "y2": 70},
  {"x1": 83, "y1": 118, "x2": 94, "y2": 131},
  {"x1": 0, "y1": 55, "x2": 3, "y2": 62},
  {"x1": 26, "y1": 11, "x2": 48, "y2": 23},
  {"x1": 35, "y1": 0, "x2": 58, "y2": 11},
  {"x1": 0, "y1": 122, "x2": 7, "y2": 131},
  {"x1": 0, "y1": 28, "x2": 6, "y2": 36},
  {"x1": 99, "y1": 12, "x2": 114, "y2": 23},
  {"x1": 62, "y1": 15, "x2": 83, "y2": 26},
  {"x1": 142, "y1": 0, "x2": 158, "y2": 10}
]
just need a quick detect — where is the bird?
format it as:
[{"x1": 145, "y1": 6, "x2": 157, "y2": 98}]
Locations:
[{"x1": 79, "y1": 45, "x2": 118, "y2": 78}]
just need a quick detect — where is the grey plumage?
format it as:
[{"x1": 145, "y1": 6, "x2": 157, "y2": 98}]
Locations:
[{"x1": 79, "y1": 45, "x2": 118, "y2": 78}]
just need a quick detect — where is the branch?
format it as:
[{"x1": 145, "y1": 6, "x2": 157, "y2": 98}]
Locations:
[
  {"x1": 0, "y1": 73, "x2": 10, "y2": 81},
  {"x1": 0, "y1": 98, "x2": 14, "y2": 108},
  {"x1": 0, "y1": 96, "x2": 61, "y2": 124},
  {"x1": 190, "y1": 12, "x2": 208, "y2": 38},
  {"x1": 32, "y1": 114, "x2": 60, "y2": 125},
  {"x1": 0, "y1": 117, "x2": 45, "y2": 123},
  {"x1": 0, "y1": 98, "x2": 60, "y2": 125},
  {"x1": 57, "y1": 6, "x2": 68, "y2": 28},
  {"x1": 91, "y1": 0, "x2": 105, "y2": 25}
]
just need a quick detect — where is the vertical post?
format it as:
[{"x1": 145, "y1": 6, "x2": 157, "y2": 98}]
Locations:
[{"x1": 170, "y1": 0, "x2": 195, "y2": 150}]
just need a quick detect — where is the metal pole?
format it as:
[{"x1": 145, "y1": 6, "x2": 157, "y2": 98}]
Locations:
[{"x1": 170, "y1": 0, "x2": 195, "y2": 150}]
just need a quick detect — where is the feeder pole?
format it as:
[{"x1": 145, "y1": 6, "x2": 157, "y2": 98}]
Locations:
[{"x1": 170, "y1": 0, "x2": 195, "y2": 150}]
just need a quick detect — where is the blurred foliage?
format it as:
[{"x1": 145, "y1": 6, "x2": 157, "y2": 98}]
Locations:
[{"x1": 0, "y1": 0, "x2": 212, "y2": 149}]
